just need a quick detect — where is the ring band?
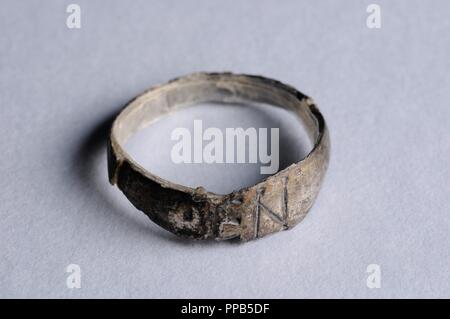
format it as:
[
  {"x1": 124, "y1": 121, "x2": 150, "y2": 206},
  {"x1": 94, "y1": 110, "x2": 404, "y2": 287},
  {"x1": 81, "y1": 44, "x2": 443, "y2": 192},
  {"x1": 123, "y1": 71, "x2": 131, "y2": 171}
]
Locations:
[{"x1": 107, "y1": 72, "x2": 330, "y2": 241}]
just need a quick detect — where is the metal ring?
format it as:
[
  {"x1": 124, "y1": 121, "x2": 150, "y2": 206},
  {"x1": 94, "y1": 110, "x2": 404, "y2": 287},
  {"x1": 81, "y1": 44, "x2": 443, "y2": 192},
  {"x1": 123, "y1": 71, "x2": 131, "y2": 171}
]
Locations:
[{"x1": 108, "y1": 72, "x2": 330, "y2": 241}]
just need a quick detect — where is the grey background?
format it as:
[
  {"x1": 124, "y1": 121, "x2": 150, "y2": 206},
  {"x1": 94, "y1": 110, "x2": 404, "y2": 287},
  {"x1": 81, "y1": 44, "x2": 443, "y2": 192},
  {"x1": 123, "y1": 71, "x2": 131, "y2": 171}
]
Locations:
[{"x1": 1, "y1": 0, "x2": 449, "y2": 298}]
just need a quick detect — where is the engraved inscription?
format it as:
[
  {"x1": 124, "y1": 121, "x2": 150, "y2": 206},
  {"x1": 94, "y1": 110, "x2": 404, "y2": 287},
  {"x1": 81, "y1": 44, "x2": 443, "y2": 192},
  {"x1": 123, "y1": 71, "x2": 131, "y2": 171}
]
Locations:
[{"x1": 254, "y1": 176, "x2": 289, "y2": 238}]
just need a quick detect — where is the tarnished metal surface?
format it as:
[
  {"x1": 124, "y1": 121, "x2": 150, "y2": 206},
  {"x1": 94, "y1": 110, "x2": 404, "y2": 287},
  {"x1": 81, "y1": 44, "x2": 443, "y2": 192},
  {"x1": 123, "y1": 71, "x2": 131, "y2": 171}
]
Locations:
[{"x1": 108, "y1": 72, "x2": 330, "y2": 241}]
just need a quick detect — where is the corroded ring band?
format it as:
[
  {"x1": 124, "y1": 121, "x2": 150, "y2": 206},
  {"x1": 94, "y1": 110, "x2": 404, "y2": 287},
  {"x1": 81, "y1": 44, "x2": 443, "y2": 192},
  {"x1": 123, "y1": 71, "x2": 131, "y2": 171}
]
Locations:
[{"x1": 108, "y1": 72, "x2": 330, "y2": 241}]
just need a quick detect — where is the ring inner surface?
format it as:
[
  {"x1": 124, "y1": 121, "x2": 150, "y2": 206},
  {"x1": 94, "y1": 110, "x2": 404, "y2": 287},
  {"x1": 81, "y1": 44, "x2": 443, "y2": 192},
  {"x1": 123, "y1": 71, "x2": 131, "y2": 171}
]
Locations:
[{"x1": 112, "y1": 78, "x2": 320, "y2": 150}]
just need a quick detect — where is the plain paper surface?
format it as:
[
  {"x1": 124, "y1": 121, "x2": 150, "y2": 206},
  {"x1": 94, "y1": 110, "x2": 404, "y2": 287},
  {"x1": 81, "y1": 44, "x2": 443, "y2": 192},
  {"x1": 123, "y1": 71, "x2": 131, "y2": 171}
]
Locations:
[{"x1": 1, "y1": 0, "x2": 449, "y2": 298}]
